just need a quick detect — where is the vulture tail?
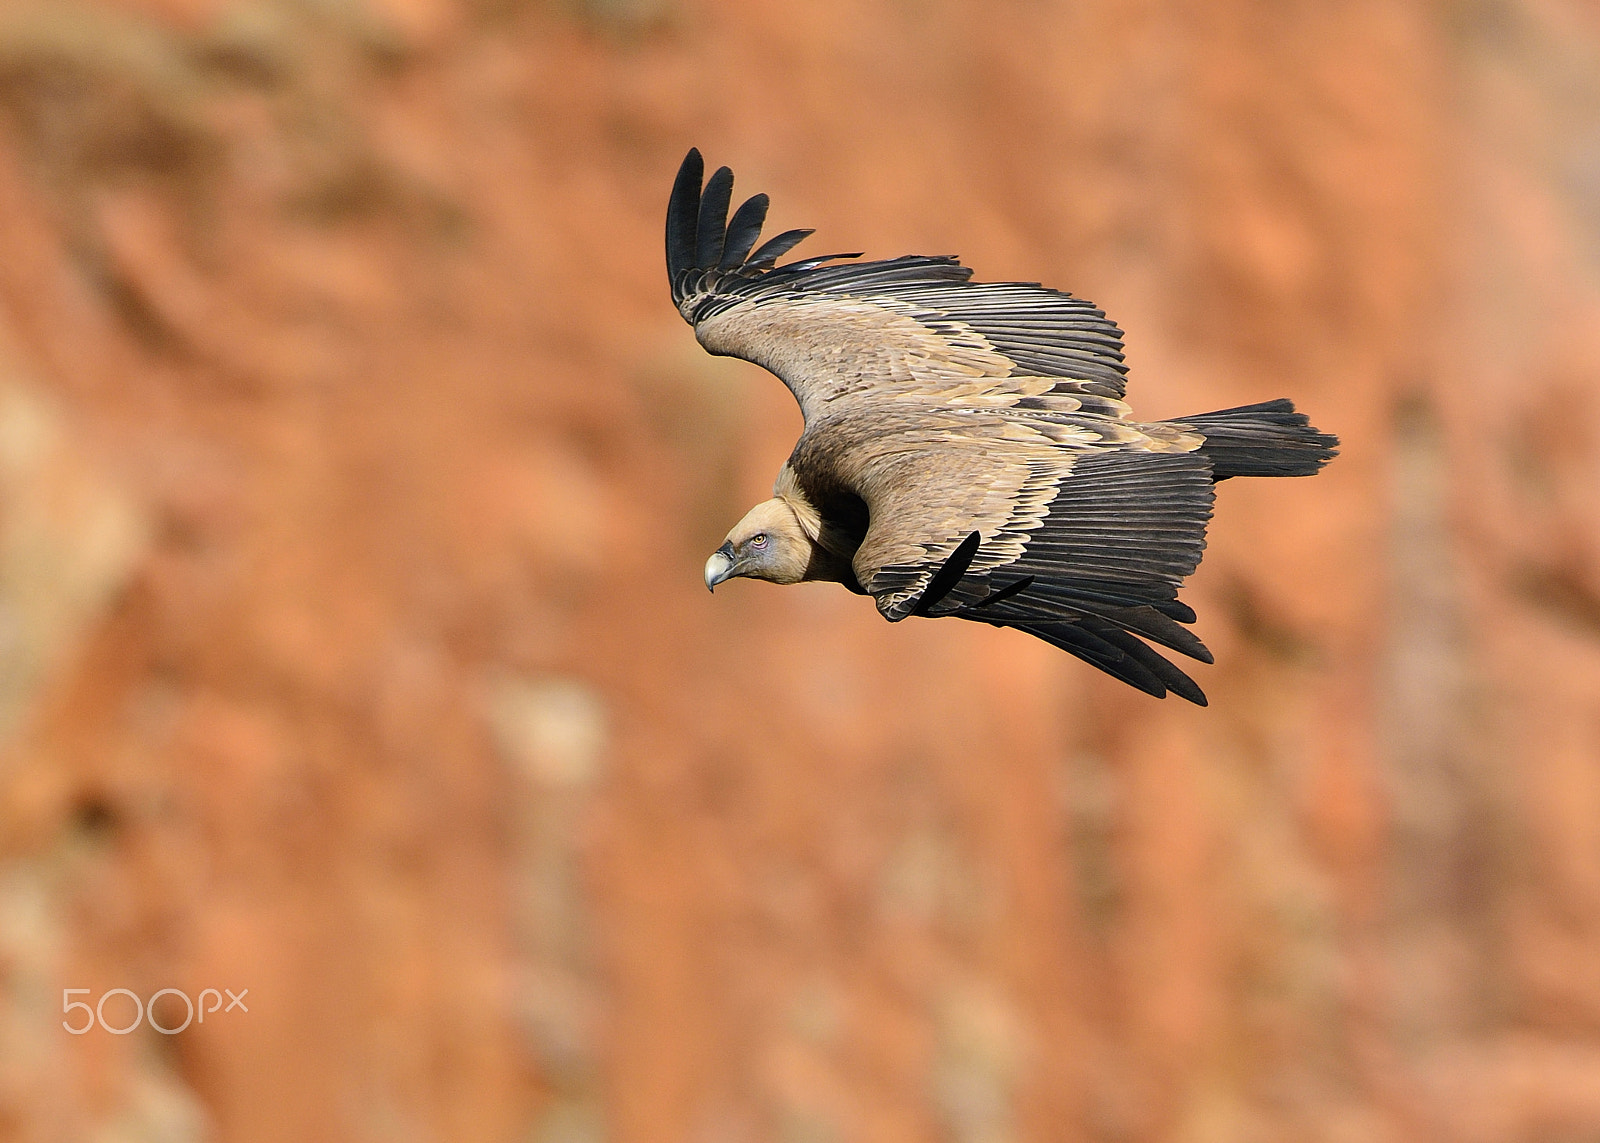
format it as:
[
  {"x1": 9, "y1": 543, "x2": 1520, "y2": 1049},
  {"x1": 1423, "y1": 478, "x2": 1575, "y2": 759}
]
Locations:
[{"x1": 1173, "y1": 399, "x2": 1338, "y2": 481}]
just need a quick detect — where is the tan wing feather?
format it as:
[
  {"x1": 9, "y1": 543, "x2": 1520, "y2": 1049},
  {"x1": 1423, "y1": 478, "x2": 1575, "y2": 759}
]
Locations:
[
  {"x1": 783, "y1": 409, "x2": 1100, "y2": 616},
  {"x1": 694, "y1": 294, "x2": 1069, "y2": 421}
]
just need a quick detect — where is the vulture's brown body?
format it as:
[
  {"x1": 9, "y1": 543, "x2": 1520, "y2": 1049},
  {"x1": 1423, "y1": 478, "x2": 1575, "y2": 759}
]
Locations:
[{"x1": 671, "y1": 149, "x2": 1337, "y2": 705}]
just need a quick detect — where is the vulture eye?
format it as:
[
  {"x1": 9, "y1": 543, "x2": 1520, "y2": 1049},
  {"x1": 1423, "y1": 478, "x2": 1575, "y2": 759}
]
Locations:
[{"x1": 751, "y1": 533, "x2": 769, "y2": 549}]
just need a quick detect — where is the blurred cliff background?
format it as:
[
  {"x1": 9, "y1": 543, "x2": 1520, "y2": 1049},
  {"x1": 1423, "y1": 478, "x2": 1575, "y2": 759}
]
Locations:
[{"x1": 0, "y1": 1, "x2": 1598, "y2": 1140}]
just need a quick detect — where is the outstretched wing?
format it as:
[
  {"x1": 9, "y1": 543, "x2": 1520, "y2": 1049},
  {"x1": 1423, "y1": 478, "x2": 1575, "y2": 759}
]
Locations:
[
  {"x1": 805, "y1": 409, "x2": 1217, "y2": 705},
  {"x1": 666, "y1": 149, "x2": 1130, "y2": 423}
]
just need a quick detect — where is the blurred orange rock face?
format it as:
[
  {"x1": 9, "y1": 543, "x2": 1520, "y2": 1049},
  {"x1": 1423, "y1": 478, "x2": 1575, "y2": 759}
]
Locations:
[{"x1": 0, "y1": 2, "x2": 1597, "y2": 1142}]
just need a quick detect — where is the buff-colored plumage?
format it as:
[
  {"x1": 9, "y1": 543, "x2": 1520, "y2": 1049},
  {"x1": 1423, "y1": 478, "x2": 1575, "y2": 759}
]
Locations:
[{"x1": 672, "y1": 149, "x2": 1337, "y2": 704}]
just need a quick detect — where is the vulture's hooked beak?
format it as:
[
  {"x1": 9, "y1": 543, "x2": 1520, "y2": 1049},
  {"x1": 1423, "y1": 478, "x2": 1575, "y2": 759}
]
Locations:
[{"x1": 704, "y1": 542, "x2": 736, "y2": 592}]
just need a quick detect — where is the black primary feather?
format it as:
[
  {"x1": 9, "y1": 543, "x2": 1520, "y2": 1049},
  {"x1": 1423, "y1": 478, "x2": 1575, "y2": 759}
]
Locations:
[
  {"x1": 719, "y1": 193, "x2": 770, "y2": 268},
  {"x1": 1019, "y1": 621, "x2": 1172, "y2": 699},
  {"x1": 695, "y1": 166, "x2": 735, "y2": 271},
  {"x1": 666, "y1": 148, "x2": 703, "y2": 283},
  {"x1": 982, "y1": 586, "x2": 1213, "y2": 664},
  {"x1": 961, "y1": 574, "x2": 1034, "y2": 613},
  {"x1": 1081, "y1": 621, "x2": 1208, "y2": 705},
  {"x1": 912, "y1": 531, "x2": 982, "y2": 617},
  {"x1": 769, "y1": 252, "x2": 866, "y2": 275},
  {"x1": 747, "y1": 228, "x2": 814, "y2": 267}
]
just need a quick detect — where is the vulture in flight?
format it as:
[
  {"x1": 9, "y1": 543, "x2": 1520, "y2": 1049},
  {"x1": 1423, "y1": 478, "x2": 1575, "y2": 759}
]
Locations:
[{"x1": 670, "y1": 149, "x2": 1336, "y2": 705}]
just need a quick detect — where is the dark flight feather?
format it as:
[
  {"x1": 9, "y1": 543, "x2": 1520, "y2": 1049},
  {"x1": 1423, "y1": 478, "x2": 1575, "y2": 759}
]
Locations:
[
  {"x1": 767, "y1": 252, "x2": 866, "y2": 275},
  {"x1": 748, "y1": 228, "x2": 815, "y2": 267},
  {"x1": 1016, "y1": 621, "x2": 1174, "y2": 700},
  {"x1": 911, "y1": 531, "x2": 981, "y2": 617},
  {"x1": 1081, "y1": 620, "x2": 1208, "y2": 705},
  {"x1": 665, "y1": 147, "x2": 703, "y2": 283},
  {"x1": 719, "y1": 193, "x2": 770, "y2": 269},
  {"x1": 960, "y1": 574, "x2": 1035, "y2": 613},
  {"x1": 695, "y1": 166, "x2": 735, "y2": 270},
  {"x1": 1094, "y1": 624, "x2": 1203, "y2": 704}
]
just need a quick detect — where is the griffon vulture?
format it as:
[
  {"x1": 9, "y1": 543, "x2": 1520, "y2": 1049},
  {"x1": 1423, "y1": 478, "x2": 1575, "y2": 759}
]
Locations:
[{"x1": 670, "y1": 149, "x2": 1336, "y2": 705}]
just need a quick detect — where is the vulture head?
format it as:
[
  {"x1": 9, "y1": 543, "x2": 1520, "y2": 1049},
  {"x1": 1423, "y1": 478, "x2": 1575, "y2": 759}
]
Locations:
[{"x1": 704, "y1": 498, "x2": 814, "y2": 591}]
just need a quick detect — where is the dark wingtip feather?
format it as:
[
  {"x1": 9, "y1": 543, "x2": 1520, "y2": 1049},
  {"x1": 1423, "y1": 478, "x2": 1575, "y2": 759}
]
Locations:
[
  {"x1": 719, "y1": 193, "x2": 770, "y2": 268},
  {"x1": 1092, "y1": 624, "x2": 1209, "y2": 705},
  {"x1": 695, "y1": 166, "x2": 735, "y2": 270},
  {"x1": 961, "y1": 574, "x2": 1034, "y2": 614},
  {"x1": 1025, "y1": 622, "x2": 1169, "y2": 699},
  {"x1": 1105, "y1": 604, "x2": 1213, "y2": 664},
  {"x1": 913, "y1": 532, "x2": 982, "y2": 617},
  {"x1": 1154, "y1": 599, "x2": 1198, "y2": 624},
  {"x1": 774, "y1": 252, "x2": 865, "y2": 272},
  {"x1": 748, "y1": 228, "x2": 814, "y2": 267},
  {"x1": 666, "y1": 149, "x2": 703, "y2": 284}
]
